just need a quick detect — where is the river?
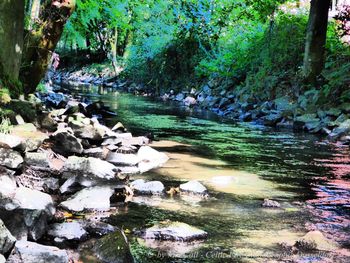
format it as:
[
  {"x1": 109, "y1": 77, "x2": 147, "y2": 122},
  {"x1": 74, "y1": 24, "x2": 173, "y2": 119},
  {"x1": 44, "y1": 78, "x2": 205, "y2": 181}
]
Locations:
[{"x1": 64, "y1": 84, "x2": 350, "y2": 262}]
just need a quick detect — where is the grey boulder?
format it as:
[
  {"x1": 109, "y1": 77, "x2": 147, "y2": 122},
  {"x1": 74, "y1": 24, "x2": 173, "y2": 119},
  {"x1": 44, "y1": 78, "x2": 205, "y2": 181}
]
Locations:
[
  {"x1": 7, "y1": 240, "x2": 69, "y2": 263},
  {"x1": 48, "y1": 222, "x2": 87, "y2": 243},
  {"x1": 0, "y1": 219, "x2": 16, "y2": 254},
  {"x1": 60, "y1": 186, "x2": 114, "y2": 212},
  {"x1": 50, "y1": 128, "x2": 83, "y2": 155},
  {"x1": 0, "y1": 148, "x2": 23, "y2": 169},
  {"x1": 94, "y1": 231, "x2": 134, "y2": 263},
  {"x1": 62, "y1": 156, "x2": 118, "y2": 181}
]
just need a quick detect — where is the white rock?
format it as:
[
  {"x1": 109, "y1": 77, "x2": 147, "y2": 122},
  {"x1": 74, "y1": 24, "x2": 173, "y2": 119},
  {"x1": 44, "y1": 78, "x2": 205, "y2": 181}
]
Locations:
[
  {"x1": 137, "y1": 146, "x2": 169, "y2": 173},
  {"x1": 48, "y1": 222, "x2": 87, "y2": 242},
  {"x1": 0, "y1": 134, "x2": 24, "y2": 149},
  {"x1": 60, "y1": 186, "x2": 114, "y2": 212},
  {"x1": 0, "y1": 148, "x2": 24, "y2": 169},
  {"x1": 179, "y1": 181, "x2": 207, "y2": 195},
  {"x1": 183, "y1": 96, "x2": 197, "y2": 106},
  {"x1": 0, "y1": 174, "x2": 17, "y2": 197},
  {"x1": 62, "y1": 156, "x2": 117, "y2": 181},
  {"x1": 142, "y1": 221, "x2": 207, "y2": 242},
  {"x1": 106, "y1": 152, "x2": 140, "y2": 166},
  {"x1": 130, "y1": 179, "x2": 164, "y2": 195},
  {"x1": 13, "y1": 187, "x2": 55, "y2": 215}
]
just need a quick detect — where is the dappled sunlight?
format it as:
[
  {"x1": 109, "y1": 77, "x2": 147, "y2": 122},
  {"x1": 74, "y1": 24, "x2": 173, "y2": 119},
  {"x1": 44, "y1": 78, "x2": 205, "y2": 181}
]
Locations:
[{"x1": 152, "y1": 140, "x2": 293, "y2": 198}]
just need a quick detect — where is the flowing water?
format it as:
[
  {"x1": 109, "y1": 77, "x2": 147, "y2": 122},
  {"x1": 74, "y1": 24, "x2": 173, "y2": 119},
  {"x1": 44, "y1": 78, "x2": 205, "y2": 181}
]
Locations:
[{"x1": 64, "y1": 85, "x2": 350, "y2": 262}]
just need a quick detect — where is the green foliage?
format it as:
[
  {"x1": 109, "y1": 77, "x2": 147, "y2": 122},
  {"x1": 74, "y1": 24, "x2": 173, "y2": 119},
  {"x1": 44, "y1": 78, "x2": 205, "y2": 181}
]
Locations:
[
  {"x1": 0, "y1": 107, "x2": 14, "y2": 134},
  {"x1": 0, "y1": 117, "x2": 12, "y2": 134},
  {"x1": 0, "y1": 88, "x2": 11, "y2": 104},
  {"x1": 36, "y1": 83, "x2": 47, "y2": 93},
  {"x1": 0, "y1": 62, "x2": 23, "y2": 98},
  {"x1": 61, "y1": 0, "x2": 350, "y2": 105},
  {"x1": 321, "y1": 21, "x2": 350, "y2": 103}
]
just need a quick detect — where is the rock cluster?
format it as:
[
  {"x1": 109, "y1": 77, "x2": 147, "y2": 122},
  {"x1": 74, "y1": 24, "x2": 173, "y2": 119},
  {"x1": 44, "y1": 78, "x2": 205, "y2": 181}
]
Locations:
[
  {"x1": 161, "y1": 85, "x2": 350, "y2": 143},
  {"x1": 0, "y1": 88, "x2": 170, "y2": 262}
]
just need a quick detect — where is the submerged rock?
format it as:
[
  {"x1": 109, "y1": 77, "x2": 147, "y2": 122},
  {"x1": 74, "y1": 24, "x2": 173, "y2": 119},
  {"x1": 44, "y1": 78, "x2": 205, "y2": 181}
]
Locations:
[
  {"x1": 294, "y1": 231, "x2": 338, "y2": 251},
  {"x1": 48, "y1": 222, "x2": 88, "y2": 243},
  {"x1": 7, "y1": 240, "x2": 69, "y2": 263},
  {"x1": 60, "y1": 186, "x2": 114, "y2": 212},
  {"x1": 140, "y1": 221, "x2": 208, "y2": 242},
  {"x1": 130, "y1": 179, "x2": 164, "y2": 195},
  {"x1": 179, "y1": 180, "x2": 207, "y2": 195},
  {"x1": 0, "y1": 148, "x2": 24, "y2": 169},
  {"x1": 0, "y1": 219, "x2": 16, "y2": 254},
  {"x1": 83, "y1": 221, "x2": 116, "y2": 237},
  {"x1": 261, "y1": 199, "x2": 281, "y2": 208},
  {"x1": 94, "y1": 231, "x2": 134, "y2": 263}
]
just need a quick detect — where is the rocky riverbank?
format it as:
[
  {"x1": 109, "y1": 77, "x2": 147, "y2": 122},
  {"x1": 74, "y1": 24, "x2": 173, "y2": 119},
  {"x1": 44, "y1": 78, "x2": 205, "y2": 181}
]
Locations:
[
  {"x1": 0, "y1": 87, "x2": 213, "y2": 262},
  {"x1": 53, "y1": 68, "x2": 350, "y2": 145}
]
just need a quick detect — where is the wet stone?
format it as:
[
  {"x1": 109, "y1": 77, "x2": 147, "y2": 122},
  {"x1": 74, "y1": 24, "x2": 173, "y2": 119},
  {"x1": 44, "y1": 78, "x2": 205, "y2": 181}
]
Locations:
[
  {"x1": 48, "y1": 222, "x2": 88, "y2": 243},
  {"x1": 179, "y1": 180, "x2": 207, "y2": 195},
  {"x1": 262, "y1": 199, "x2": 281, "y2": 208},
  {"x1": 130, "y1": 179, "x2": 164, "y2": 195},
  {"x1": 140, "y1": 221, "x2": 208, "y2": 242},
  {"x1": 7, "y1": 240, "x2": 69, "y2": 263},
  {"x1": 60, "y1": 186, "x2": 114, "y2": 212},
  {"x1": 94, "y1": 231, "x2": 134, "y2": 263}
]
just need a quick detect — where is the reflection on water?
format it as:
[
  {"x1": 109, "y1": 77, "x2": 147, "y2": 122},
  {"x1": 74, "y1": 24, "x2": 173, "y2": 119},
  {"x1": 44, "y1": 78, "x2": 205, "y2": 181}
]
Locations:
[{"x1": 66, "y1": 85, "x2": 350, "y2": 262}]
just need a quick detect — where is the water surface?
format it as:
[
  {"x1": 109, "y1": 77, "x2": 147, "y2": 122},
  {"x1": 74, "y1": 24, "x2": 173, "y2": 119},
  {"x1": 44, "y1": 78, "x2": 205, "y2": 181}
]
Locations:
[{"x1": 66, "y1": 85, "x2": 350, "y2": 262}]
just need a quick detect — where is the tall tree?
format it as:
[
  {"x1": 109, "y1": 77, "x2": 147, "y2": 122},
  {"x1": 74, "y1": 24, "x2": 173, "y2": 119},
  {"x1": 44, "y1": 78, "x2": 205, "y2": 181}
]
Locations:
[
  {"x1": 0, "y1": 0, "x2": 25, "y2": 88},
  {"x1": 303, "y1": 0, "x2": 331, "y2": 83},
  {"x1": 20, "y1": 0, "x2": 76, "y2": 94}
]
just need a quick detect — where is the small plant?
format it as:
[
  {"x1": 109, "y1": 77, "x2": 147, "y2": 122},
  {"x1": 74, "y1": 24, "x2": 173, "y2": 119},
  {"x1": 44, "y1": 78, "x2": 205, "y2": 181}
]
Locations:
[
  {"x1": 36, "y1": 83, "x2": 48, "y2": 93},
  {"x1": 0, "y1": 88, "x2": 11, "y2": 104},
  {"x1": 0, "y1": 117, "x2": 12, "y2": 134}
]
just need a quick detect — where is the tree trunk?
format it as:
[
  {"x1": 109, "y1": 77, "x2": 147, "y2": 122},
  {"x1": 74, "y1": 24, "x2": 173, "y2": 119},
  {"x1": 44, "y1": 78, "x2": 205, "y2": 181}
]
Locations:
[
  {"x1": 111, "y1": 27, "x2": 119, "y2": 76},
  {"x1": 29, "y1": 0, "x2": 41, "y2": 29},
  {"x1": 20, "y1": 0, "x2": 75, "y2": 94},
  {"x1": 303, "y1": 0, "x2": 331, "y2": 83},
  {"x1": 0, "y1": 0, "x2": 25, "y2": 82}
]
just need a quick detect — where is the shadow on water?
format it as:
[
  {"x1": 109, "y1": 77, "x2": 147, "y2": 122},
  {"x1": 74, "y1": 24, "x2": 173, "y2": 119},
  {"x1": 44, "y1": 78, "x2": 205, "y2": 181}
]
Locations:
[{"x1": 66, "y1": 84, "x2": 350, "y2": 262}]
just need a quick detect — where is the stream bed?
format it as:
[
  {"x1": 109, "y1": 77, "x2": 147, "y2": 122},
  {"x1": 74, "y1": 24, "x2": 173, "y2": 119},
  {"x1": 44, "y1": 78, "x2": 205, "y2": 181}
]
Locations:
[{"x1": 64, "y1": 85, "x2": 350, "y2": 262}]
